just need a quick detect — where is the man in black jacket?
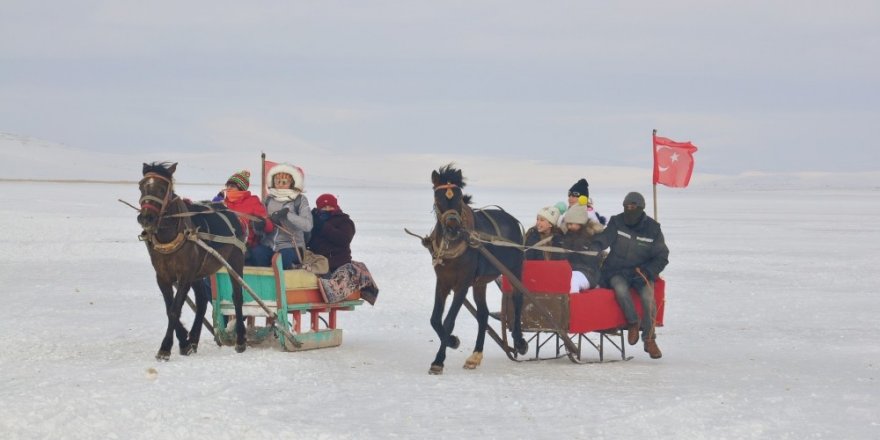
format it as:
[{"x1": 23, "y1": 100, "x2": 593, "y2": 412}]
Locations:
[{"x1": 591, "y1": 192, "x2": 669, "y2": 359}]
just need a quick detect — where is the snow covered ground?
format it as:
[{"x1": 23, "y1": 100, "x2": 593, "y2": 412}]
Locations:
[{"x1": 0, "y1": 179, "x2": 877, "y2": 439}]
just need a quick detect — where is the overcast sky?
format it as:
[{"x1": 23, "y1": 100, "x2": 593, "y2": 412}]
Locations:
[{"x1": 1, "y1": 1, "x2": 878, "y2": 176}]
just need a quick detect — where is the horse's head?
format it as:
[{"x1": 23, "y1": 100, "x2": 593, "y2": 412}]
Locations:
[
  {"x1": 431, "y1": 164, "x2": 472, "y2": 237},
  {"x1": 138, "y1": 162, "x2": 177, "y2": 234}
]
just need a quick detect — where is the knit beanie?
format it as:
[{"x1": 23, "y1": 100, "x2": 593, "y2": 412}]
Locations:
[
  {"x1": 537, "y1": 206, "x2": 561, "y2": 225},
  {"x1": 623, "y1": 192, "x2": 646, "y2": 209},
  {"x1": 554, "y1": 201, "x2": 568, "y2": 215},
  {"x1": 226, "y1": 170, "x2": 251, "y2": 191},
  {"x1": 316, "y1": 193, "x2": 339, "y2": 210},
  {"x1": 568, "y1": 178, "x2": 590, "y2": 197},
  {"x1": 563, "y1": 204, "x2": 589, "y2": 225}
]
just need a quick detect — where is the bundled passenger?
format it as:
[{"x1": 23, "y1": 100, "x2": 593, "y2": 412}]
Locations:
[
  {"x1": 213, "y1": 170, "x2": 272, "y2": 265},
  {"x1": 561, "y1": 178, "x2": 606, "y2": 226},
  {"x1": 251, "y1": 163, "x2": 313, "y2": 269},
  {"x1": 523, "y1": 206, "x2": 564, "y2": 261},
  {"x1": 308, "y1": 193, "x2": 355, "y2": 272},
  {"x1": 590, "y1": 192, "x2": 669, "y2": 359},
  {"x1": 560, "y1": 204, "x2": 604, "y2": 293}
]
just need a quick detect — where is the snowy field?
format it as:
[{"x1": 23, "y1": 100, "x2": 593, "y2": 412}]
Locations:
[{"x1": 0, "y1": 179, "x2": 878, "y2": 439}]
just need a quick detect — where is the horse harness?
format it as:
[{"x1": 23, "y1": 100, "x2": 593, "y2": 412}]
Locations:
[
  {"x1": 429, "y1": 189, "x2": 517, "y2": 267},
  {"x1": 138, "y1": 172, "x2": 246, "y2": 256}
]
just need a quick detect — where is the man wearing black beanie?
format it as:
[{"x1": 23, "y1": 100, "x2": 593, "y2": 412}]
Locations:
[{"x1": 590, "y1": 191, "x2": 669, "y2": 359}]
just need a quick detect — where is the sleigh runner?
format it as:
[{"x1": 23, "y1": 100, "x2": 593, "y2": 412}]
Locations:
[{"x1": 211, "y1": 253, "x2": 364, "y2": 351}]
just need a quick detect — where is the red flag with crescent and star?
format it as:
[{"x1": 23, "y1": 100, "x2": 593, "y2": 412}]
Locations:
[{"x1": 653, "y1": 134, "x2": 698, "y2": 188}]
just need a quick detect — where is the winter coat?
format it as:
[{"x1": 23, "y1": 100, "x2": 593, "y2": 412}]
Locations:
[
  {"x1": 559, "y1": 220, "x2": 604, "y2": 288},
  {"x1": 523, "y1": 226, "x2": 564, "y2": 261},
  {"x1": 308, "y1": 209, "x2": 355, "y2": 272},
  {"x1": 591, "y1": 212, "x2": 669, "y2": 286},
  {"x1": 261, "y1": 194, "x2": 313, "y2": 252},
  {"x1": 224, "y1": 191, "x2": 272, "y2": 248}
]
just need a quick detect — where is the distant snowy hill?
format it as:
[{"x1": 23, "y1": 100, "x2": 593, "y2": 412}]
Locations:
[{"x1": 2, "y1": 131, "x2": 878, "y2": 190}]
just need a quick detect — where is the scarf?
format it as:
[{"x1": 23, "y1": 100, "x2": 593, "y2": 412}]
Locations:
[
  {"x1": 268, "y1": 188, "x2": 300, "y2": 202},
  {"x1": 225, "y1": 189, "x2": 249, "y2": 203}
]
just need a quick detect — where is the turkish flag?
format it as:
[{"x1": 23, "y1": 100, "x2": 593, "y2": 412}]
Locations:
[{"x1": 653, "y1": 135, "x2": 698, "y2": 188}]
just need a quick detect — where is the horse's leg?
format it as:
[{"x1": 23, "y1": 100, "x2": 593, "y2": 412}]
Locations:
[
  {"x1": 156, "y1": 279, "x2": 178, "y2": 361},
  {"x1": 429, "y1": 281, "x2": 451, "y2": 375},
  {"x1": 464, "y1": 282, "x2": 489, "y2": 370},
  {"x1": 435, "y1": 284, "x2": 468, "y2": 368},
  {"x1": 188, "y1": 277, "x2": 211, "y2": 353},
  {"x1": 171, "y1": 282, "x2": 195, "y2": 356},
  {"x1": 229, "y1": 255, "x2": 247, "y2": 353}
]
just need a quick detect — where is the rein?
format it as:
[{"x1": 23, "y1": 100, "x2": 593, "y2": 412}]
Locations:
[{"x1": 134, "y1": 175, "x2": 246, "y2": 254}]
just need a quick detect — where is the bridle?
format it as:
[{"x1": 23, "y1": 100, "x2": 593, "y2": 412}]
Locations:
[
  {"x1": 139, "y1": 172, "x2": 177, "y2": 228},
  {"x1": 433, "y1": 183, "x2": 468, "y2": 237}
]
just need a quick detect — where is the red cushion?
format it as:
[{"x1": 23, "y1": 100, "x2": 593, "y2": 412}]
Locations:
[
  {"x1": 501, "y1": 260, "x2": 571, "y2": 295},
  {"x1": 569, "y1": 278, "x2": 665, "y2": 333}
]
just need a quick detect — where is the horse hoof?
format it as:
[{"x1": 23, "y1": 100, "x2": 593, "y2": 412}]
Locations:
[
  {"x1": 428, "y1": 364, "x2": 444, "y2": 375},
  {"x1": 179, "y1": 344, "x2": 194, "y2": 356},
  {"x1": 155, "y1": 351, "x2": 170, "y2": 361},
  {"x1": 235, "y1": 343, "x2": 247, "y2": 353},
  {"x1": 463, "y1": 352, "x2": 483, "y2": 370},
  {"x1": 448, "y1": 335, "x2": 460, "y2": 350},
  {"x1": 515, "y1": 338, "x2": 529, "y2": 355}
]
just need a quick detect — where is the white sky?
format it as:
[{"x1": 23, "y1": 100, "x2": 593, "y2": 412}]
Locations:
[{"x1": 1, "y1": 1, "x2": 879, "y2": 175}]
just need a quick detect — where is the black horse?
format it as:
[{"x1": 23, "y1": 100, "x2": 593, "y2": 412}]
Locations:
[
  {"x1": 426, "y1": 164, "x2": 528, "y2": 374},
  {"x1": 137, "y1": 162, "x2": 247, "y2": 360}
]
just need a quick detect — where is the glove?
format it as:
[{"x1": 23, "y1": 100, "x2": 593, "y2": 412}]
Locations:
[
  {"x1": 269, "y1": 208, "x2": 290, "y2": 225},
  {"x1": 253, "y1": 219, "x2": 266, "y2": 234},
  {"x1": 629, "y1": 268, "x2": 648, "y2": 289}
]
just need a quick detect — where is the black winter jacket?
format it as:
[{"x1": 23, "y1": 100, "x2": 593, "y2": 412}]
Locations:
[
  {"x1": 308, "y1": 209, "x2": 355, "y2": 272},
  {"x1": 523, "y1": 227, "x2": 565, "y2": 261},
  {"x1": 591, "y1": 212, "x2": 669, "y2": 286},
  {"x1": 559, "y1": 223, "x2": 603, "y2": 288}
]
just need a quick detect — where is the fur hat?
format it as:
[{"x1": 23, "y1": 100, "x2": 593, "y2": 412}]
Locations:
[
  {"x1": 316, "y1": 193, "x2": 339, "y2": 210},
  {"x1": 537, "y1": 206, "x2": 560, "y2": 225},
  {"x1": 568, "y1": 178, "x2": 589, "y2": 197},
  {"x1": 623, "y1": 192, "x2": 646, "y2": 209},
  {"x1": 226, "y1": 170, "x2": 251, "y2": 191},
  {"x1": 563, "y1": 204, "x2": 589, "y2": 225},
  {"x1": 267, "y1": 163, "x2": 305, "y2": 192}
]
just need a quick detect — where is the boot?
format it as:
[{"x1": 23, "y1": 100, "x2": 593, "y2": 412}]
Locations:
[
  {"x1": 644, "y1": 338, "x2": 662, "y2": 359},
  {"x1": 627, "y1": 323, "x2": 640, "y2": 346}
]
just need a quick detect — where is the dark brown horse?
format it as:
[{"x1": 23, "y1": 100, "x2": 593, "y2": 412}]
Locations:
[
  {"x1": 426, "y1": 164, "x2": 528, "y2": 374},
  {"x1": 137, "y1": 162, "x2": 247, "y2": 360}
]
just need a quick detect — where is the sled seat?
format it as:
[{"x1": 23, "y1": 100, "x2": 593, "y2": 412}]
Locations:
[
  {"x1": 210, "y1": 253, "x2": 363, "y2": 351},
  {"x1": 500, "y1": 260, "x2": 665, "y2": 333}
]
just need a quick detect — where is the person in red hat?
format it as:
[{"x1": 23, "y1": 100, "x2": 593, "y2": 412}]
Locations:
[{"x1": 307, "y1": 193, "x2": 355, "y2": 272}]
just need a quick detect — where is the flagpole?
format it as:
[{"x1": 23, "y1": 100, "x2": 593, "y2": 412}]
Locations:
[
  {"x1": 652, "y1": 129, "x2": 659, "y2": 221},
  {"x1": 261, "y1": 151, "x2": 266, "y2": 200}
]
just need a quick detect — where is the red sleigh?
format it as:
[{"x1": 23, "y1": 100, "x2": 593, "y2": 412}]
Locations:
[{"x1": 495, "y1": 260, "x2": 665, "y2": 362}]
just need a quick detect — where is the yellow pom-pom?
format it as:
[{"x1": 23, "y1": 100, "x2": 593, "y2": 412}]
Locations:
[{"x1": 578, "y1": 195, "x2": 589, "y2": 206}]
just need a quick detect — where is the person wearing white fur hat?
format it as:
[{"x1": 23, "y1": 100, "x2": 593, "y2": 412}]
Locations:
[
  {"x1": 523, "y1": 206, "x2": 564, "y2": 261},
  {"x1": 250, "y1": 163, "x2": 313, "y2": 269}
]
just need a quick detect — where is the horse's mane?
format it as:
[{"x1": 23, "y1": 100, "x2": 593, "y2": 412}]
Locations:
[
  {"x1": 143, "y1": 161, "x2": 176, "y2": 178},
  {"x1": 436, "y1": 163, "x2": 473, "y2": 205}
]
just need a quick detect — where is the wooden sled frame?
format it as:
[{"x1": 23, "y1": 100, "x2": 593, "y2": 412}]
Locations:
[{"x1": 211, "y1": 253, "x2": 364, "y2": 351}]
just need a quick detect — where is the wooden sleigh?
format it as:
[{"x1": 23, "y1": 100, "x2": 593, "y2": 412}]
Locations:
[
  {"x1": 490, "y1": 259, "x2": 666, "y2": 363},
  {"x1": 210, "y1": 253, "x2": 364, "y2": 351}
]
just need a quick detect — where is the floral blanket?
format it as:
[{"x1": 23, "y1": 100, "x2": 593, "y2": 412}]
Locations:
[{"x1": 318, "y1": 261, "x2": 379, "y2": 305}]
